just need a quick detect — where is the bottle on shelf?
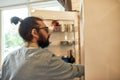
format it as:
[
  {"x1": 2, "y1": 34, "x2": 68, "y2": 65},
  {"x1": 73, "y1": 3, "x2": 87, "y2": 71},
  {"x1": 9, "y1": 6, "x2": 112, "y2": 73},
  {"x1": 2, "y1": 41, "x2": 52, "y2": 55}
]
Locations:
[{"x1": 68, "y1": 49, "x2": 75, "y2": 64}]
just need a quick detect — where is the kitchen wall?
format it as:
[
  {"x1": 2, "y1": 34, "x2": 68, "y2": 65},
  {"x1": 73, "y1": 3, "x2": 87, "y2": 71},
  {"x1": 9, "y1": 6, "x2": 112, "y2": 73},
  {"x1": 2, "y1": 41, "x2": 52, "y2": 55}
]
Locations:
[
  {"x1": 71, "y1": 0, "x2": 80, "y2": 11},
  {"x1": 84, "y1": 0, "x2": 120, "y2": 80}
]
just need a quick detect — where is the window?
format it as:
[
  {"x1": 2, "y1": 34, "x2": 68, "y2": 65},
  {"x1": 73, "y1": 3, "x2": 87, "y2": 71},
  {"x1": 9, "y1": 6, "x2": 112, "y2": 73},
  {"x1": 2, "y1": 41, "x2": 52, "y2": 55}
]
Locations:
[{"x1": 1, "y1": 8, "x2": 28, "y2": 62}]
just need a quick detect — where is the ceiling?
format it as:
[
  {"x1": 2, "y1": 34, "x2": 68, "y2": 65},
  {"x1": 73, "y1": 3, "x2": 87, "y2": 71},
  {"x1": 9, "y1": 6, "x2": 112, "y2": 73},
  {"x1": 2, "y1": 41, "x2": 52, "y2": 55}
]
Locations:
[{"x1": 0, "y1": 0, "x2": 55, "y2": 8}]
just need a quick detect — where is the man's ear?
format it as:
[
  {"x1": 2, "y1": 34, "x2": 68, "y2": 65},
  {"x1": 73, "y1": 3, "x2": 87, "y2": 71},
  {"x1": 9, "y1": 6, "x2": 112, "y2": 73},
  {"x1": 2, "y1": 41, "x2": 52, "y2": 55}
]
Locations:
[{"x1": 31, "y1": 29, "x2": 39, "y2": 39}]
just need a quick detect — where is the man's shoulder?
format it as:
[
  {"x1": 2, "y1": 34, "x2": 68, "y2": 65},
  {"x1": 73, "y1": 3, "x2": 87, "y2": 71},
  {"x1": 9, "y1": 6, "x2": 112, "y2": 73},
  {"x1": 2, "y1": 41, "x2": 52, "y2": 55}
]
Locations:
[{"x1": 3, "y1": 47, "x2": 24, "y2": 62}]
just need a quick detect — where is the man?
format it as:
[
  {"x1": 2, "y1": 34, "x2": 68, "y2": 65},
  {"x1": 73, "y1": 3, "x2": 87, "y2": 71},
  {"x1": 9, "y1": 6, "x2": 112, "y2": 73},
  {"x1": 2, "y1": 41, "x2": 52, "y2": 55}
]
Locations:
[{"x1": 1, "y1": 16, "x2": 84, "y2": 80}]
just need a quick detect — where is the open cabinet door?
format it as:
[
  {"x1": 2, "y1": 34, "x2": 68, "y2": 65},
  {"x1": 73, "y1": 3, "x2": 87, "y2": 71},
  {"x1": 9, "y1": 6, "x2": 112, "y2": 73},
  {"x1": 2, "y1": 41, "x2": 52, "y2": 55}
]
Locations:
[{"x1": 30, "y1": 10, "x2": 81, "y2": 64}]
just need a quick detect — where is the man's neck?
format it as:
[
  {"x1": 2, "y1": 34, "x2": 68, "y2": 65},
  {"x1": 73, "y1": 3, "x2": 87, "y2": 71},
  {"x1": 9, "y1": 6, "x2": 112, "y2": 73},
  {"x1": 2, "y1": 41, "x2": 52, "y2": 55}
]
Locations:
[{"x1": 25, "y1": 42, "x2": 39, "y2": 48}]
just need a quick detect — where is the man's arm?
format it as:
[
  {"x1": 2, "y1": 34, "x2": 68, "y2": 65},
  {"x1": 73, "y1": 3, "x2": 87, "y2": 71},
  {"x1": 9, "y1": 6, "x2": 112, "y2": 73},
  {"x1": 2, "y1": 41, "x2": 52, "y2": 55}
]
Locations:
[{"x1": 48, "y1": 54, "x2": 84, "y2": 80}]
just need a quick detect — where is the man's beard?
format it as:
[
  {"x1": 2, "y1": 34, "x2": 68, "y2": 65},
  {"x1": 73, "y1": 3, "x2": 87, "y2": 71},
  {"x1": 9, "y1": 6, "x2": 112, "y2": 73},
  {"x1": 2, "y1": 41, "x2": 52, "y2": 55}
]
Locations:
[{"x1": 37, "y1": 34, "x2": 50, "y2": 48}]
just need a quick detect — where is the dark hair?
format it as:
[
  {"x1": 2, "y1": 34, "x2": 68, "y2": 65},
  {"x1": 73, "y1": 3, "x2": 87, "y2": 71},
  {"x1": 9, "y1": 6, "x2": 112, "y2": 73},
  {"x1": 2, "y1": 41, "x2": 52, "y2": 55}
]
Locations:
[{"x1": 11, "y1": 16, "x2": 43, "y2": 42}]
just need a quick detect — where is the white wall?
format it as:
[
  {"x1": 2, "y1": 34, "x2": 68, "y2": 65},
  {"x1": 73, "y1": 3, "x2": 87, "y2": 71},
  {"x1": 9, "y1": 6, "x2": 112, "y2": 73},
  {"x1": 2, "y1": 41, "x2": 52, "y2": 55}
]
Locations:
[
  {"x1": 71, "y1": 0, "x2": 80, "y2": 11},
  {"x1": 84, "y1": 0, "x2": 120, "y2": 80}
]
